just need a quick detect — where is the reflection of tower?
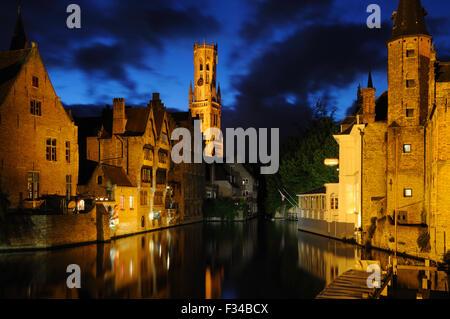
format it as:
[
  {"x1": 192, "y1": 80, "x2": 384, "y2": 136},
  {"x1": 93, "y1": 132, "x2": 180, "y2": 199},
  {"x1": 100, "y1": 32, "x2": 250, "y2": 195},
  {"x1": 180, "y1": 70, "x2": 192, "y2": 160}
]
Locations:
[{"x1": 189, "y1": 40, "x2": 222, "y2": 156}]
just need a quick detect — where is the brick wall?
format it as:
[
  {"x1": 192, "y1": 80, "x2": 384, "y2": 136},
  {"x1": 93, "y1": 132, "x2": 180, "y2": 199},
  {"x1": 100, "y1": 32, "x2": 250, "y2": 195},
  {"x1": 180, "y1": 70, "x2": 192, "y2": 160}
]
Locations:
[{"x1": 2, "y1": 204, "x2": 111, "y2": 250}]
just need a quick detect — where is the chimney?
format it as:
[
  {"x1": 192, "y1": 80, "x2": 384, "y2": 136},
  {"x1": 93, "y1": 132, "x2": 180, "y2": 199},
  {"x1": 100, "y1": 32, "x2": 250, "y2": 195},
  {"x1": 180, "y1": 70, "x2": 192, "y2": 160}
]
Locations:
[
  {"x1": 362, "y1": 73, "x2": 376, "y2": 124},
  {"x1": 113, "y1": 98, "x2": 126, "y2": 135}
]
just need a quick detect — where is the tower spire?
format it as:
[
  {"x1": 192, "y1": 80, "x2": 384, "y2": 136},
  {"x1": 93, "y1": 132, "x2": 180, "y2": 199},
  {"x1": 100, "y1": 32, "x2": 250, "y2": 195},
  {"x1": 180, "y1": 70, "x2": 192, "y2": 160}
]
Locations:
[
  {"x1": 390, "y1": 0, "x2": 429, "y2": 41},
  {"x1": 367, "y1": 71, "x2": 374, "y2": 88},
  {"x1": 10, "y1": 1, "x2": 29, "y2": 50}
]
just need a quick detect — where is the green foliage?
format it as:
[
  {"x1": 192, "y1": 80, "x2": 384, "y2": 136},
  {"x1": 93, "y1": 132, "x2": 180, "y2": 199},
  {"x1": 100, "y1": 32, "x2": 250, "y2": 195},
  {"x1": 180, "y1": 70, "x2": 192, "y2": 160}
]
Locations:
[
  {"x1": 203, "y1": 198, "x2": 244, "y2": 221},
  {"x1": 264, "y1": 100, "x2": 339, "y2": 215},
  {"x1": 417, "y1": 232, "x2": 431, "y2": 252}
]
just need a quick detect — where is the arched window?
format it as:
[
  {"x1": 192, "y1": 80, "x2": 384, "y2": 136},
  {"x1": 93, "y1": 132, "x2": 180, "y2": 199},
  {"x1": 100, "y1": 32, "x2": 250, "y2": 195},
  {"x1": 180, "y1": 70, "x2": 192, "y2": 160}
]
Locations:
[
  {"x1": 206, "y1": 64, "x2": 210, "y2": 71},
  {"x1": 200, "y1": 64, "x2": 203, "y2": 71}
]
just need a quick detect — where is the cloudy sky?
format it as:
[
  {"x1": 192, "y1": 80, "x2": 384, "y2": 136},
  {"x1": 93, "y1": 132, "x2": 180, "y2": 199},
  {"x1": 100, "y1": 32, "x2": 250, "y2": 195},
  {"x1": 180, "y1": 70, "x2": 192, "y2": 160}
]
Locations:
[{"x1": 1, "y1": 0, "x2": 450, "y2": 140}]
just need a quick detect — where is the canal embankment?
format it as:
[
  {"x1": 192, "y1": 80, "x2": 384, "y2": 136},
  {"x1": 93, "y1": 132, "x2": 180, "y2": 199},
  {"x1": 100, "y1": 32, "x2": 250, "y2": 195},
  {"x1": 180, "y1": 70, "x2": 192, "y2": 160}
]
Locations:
[{"x1": 0, "y1": 204, "x2": 204, "y2": 252}]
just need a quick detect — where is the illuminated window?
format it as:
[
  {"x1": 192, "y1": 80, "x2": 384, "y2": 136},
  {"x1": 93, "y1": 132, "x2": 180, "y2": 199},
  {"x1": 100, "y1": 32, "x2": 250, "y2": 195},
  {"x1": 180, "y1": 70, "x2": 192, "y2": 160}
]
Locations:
[
  {"x1": 129, "y1": 196, "x2": 134, "y2": 210},
  {"x1": 27, "y1": 172, "x2": 39, "y2": 200},
  {"x1": 404, "y1": 188, "x2": 412, "y2": 197},
  {"x1": 120, "y1": 196, "x2": 125, "y2": 210},
  {"x1": 32, "y1": 76, "x2": 39, "y2": 88},
  {"x1": 65, "y1": 142, "x2": 70, "y2": 163},
  {"x1": 403, "y1": 144, "x2": 411, "y2": 153},
  {"x1": 46, "y1": 139, "x2": 57, "y2": 161},
  {"x1": 30, "y1": 100, "x2": 41, "y2": 116}
]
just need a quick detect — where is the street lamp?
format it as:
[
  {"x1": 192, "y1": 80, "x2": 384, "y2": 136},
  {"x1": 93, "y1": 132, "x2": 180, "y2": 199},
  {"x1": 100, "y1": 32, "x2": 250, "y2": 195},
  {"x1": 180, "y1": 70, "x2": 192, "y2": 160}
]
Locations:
[{"x1": 324, "y1": 158, "x2": 339, "y2": 166}]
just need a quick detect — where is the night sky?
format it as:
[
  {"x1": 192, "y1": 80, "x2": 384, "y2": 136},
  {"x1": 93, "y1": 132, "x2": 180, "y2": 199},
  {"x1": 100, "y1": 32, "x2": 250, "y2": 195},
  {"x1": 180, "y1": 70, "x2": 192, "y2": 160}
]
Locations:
[{"x1": 1, "y1": 0, "x2": 450, "y2": 140}]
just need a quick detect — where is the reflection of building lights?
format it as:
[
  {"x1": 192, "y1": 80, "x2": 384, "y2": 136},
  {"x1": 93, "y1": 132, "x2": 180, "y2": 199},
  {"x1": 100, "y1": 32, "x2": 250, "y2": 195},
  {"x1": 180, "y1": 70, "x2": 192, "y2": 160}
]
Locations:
[
  {"x1": 130, "y1": 260, "x2": 133, "y2": 276},
  {"x1": 159, "y1": 245, "x2": 161, "y2": 257},
  {"x1": 149, "y1": 212, "x2": 154, "y2": 220},
  {"x1": 167, "y1": 255, "x2": 170, "y2": 270}
]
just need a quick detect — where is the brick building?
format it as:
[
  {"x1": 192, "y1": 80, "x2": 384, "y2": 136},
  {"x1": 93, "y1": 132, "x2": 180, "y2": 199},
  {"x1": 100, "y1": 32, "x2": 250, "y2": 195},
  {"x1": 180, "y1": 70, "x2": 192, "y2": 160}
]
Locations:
[
  {"x1": 335, "y1": 0, "x2": 450, "y2": 261},
  {"x1": 81, "y1": 93, "x2": 174, "y2": 235},
  {"x1": 189, "y1": 41, "x2": 223, "y2": 157},
  {"x1": 0, "y1": 7, "x2": 79, "y2": 210},
  {"x1": 168, "y1": 111, "x2": 205, "y2": 223}
]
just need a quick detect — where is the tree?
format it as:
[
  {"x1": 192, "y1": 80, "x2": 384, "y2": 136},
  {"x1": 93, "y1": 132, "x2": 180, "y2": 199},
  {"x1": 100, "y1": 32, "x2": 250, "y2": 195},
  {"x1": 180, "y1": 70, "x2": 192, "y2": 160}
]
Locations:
[{"x1": 265, "y1": 101, "x2": 339, "y2": 215}]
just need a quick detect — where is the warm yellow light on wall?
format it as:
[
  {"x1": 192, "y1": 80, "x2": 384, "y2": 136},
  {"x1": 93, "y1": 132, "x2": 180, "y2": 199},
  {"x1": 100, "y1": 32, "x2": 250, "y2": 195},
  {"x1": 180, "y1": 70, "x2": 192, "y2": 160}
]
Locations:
[{"x1": 324, "y1": 158, "x2": 339, "y2": 166}]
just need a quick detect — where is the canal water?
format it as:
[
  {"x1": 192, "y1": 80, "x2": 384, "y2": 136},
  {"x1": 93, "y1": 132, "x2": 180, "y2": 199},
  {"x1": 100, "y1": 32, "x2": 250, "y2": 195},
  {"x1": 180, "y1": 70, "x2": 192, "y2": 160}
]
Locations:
[{"x1": 0, "y1": 219, "x2": 448, "y2": 298}]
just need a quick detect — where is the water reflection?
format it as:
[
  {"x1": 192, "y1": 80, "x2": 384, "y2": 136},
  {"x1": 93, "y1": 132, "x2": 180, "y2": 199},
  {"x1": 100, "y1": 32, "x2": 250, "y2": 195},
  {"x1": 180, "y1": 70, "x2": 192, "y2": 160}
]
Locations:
[{"x1": 0, "y1": 220, "x2": 447, "y2": 298}]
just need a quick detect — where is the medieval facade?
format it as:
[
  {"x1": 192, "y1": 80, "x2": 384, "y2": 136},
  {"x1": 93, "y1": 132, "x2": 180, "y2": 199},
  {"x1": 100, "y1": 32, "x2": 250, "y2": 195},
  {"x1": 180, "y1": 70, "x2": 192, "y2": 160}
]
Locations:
[
  {"x1": 335, "y1": 0, "x2": 450, "y2": 261},
  {"x1": 0, "y1": 7, "x2": 79, "y2": 210}
]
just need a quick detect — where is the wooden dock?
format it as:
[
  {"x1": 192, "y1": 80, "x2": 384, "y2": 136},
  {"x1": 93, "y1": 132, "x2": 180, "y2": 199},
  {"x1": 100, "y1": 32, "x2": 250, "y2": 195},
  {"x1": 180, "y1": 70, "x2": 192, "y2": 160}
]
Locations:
[{"x1": 316, "y1": 269, "x2": 393, "y2": 299}]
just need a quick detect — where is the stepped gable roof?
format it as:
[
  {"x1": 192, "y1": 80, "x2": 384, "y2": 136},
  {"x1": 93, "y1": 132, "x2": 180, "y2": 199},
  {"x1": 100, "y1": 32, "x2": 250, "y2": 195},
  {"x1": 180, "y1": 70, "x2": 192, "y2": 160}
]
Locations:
[
  {"x1": 436, "y1": 62, "x2": 450, "y2": 83},
  {"x1": 390, "y1": 0, "x2": 429, "y2": 41},
  {"x1": 0, "y1": 48, "x2": 32, "y2": 105}
]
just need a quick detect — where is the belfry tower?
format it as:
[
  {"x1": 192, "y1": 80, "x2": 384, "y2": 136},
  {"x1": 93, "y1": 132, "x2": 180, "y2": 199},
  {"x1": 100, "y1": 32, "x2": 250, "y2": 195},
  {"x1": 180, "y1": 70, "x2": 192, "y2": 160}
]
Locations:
[{"x1": 189, "y1": 41, "x2": 222, "y2": 134}]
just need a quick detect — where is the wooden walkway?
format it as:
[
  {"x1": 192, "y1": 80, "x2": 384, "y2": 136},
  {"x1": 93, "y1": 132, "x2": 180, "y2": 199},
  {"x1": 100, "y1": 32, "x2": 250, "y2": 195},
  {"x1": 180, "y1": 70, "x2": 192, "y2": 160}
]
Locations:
[{"x1": 316, "y1": 269, "x2": 392, "y2": 299}]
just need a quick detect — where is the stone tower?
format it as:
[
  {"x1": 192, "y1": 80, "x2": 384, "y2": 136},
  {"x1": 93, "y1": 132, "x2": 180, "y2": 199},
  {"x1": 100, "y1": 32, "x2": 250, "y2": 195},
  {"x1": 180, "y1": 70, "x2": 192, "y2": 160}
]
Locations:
[
  {"x1": 189, "y1": 40, "x2": 221, "y2": 133},
  {"x1": 386, "y1": 0, "x2": 431, "y2": 228}
]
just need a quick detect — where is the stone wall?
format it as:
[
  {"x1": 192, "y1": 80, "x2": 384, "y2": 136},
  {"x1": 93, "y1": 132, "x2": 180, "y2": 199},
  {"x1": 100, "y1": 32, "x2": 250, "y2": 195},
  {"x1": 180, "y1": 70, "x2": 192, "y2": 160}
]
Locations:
[
  {"x1": 2, "y1": 204, "x2": 111, "y2": 250},
  {"x1": 298, "y1": 217, "x2": 354, "y2": 240}
]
